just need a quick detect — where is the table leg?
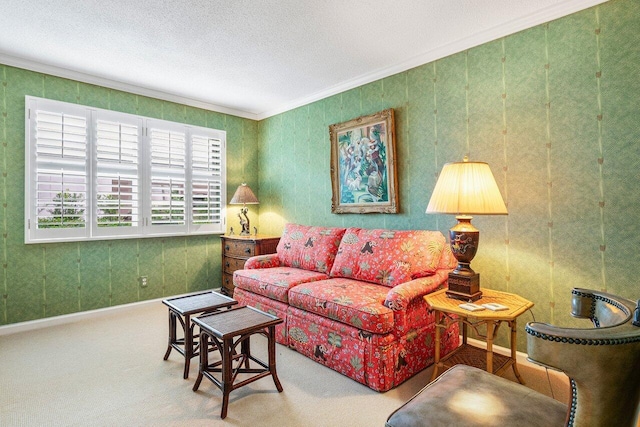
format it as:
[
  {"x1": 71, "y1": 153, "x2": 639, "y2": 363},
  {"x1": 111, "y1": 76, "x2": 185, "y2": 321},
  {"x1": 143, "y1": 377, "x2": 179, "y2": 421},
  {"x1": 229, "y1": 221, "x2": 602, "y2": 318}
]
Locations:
[
  {"x1": 430, "y1": 310, "x2": 442, "y2": 382},
  {"x1": 183, "y1": 314, "x2": 192, "y2": 379},
  {"x1": 462, "y1": 317, "x2": 468, "y2": 345},
  {"x1": 164, "y1": 309, "x2": 176, "y2": 360},
  {"x1": 486, "y1": 320, "x2": 495, "y2": 374},
  {"x1": 268, "y1": 325, "x2": 283, "y2": 392},
  {"x1": 510, "y1": 319, "x2": 525, "y2": 384},
  {"x1": 221, "y1": 337, "x2": 233, "y2": 419},
  {"x1": 192, "y1": 331, "x2": 208, "y2": 392},
  {"x1": 241, "y1": 334, "x2": 251, "y2": 369}
]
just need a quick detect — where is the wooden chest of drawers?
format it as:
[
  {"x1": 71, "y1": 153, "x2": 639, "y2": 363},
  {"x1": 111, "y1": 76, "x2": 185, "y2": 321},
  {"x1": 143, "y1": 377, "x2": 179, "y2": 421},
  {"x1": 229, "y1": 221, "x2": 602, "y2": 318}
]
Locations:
[{"x1": 220, "y1": 235, "x2": 280, "y2": 296}]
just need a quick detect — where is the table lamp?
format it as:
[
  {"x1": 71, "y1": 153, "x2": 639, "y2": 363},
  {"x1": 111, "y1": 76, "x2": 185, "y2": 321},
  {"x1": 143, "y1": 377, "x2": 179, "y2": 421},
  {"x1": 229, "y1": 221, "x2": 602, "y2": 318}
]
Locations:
[
  {"x1": 229, "y1": 183, "x2": 259, "y2": 236},
  {"x1": 426, "y1": 157, "x2": 507, "y2": 301}
]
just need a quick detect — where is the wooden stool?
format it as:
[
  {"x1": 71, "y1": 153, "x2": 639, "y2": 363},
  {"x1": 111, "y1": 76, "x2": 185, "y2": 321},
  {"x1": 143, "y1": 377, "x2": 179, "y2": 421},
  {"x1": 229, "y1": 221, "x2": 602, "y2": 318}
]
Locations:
[
  {"x1": 192, "y1": 306, "x2": 283, "y2": 419},
  {"x1": 162, "y1": 291, "x2": 237, "y2": 379}
]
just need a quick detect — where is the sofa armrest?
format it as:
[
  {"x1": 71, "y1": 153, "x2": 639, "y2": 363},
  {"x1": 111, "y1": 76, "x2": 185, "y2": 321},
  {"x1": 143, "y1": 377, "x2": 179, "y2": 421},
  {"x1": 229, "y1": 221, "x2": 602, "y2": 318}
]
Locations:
[
  {"x1": 244, "y1": 254, "x2": 282, "y2": 269},
  {"x1": 384, "y1": 271, "x2": 448, "y2": 311}
]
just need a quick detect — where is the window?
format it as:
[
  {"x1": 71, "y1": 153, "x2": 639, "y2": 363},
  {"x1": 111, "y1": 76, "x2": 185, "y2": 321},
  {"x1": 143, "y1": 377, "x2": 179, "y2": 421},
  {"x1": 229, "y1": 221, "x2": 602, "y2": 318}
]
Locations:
[{"x1": 25, "y1": 97, "x2": 226, "y2": 243}]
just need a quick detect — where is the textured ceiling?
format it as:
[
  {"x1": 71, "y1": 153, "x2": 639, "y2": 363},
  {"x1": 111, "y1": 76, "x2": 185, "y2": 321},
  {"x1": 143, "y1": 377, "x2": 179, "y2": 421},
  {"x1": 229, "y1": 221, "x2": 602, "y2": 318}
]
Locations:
[{"x1": 0, "y1": 0, "x2": 607, "y2": 119}]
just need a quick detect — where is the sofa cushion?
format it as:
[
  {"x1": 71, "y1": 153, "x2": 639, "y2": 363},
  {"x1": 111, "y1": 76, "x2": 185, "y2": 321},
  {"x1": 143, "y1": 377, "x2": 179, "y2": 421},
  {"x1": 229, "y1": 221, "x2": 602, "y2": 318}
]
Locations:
[
  {"x1": 288, "y1": 278, "x2": 395, "y2": 334},
  {"x1": 234, "y1": 267, "x2": 329, "y2": 303},
  {"x1": 276, "y1": 223, "x2": 346, "y2": 273},
  {"x1": 329, "y1": 228, "x2": 446, "y2": 287}
]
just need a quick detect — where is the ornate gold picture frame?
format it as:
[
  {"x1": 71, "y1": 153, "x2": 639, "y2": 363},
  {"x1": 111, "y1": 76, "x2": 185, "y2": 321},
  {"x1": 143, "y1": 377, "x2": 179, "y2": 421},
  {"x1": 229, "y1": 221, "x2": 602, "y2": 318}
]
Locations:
[{"x1": 329, "y1": 109, "x2": 398, "y2": 214}]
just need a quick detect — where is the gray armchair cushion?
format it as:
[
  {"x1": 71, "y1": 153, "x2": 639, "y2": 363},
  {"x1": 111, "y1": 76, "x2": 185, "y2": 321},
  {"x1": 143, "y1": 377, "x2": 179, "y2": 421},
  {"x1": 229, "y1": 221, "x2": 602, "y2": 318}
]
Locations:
[{"x1": 386, "y1": 365, "x2": 566, "y2": 427}]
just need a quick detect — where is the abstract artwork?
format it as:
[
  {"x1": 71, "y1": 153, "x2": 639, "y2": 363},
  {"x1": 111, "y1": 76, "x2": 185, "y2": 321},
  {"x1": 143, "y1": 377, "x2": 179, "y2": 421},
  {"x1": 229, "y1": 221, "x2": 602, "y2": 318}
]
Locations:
[{"x1": 329, "y1": 109, "x2": 398, "y2": 213}]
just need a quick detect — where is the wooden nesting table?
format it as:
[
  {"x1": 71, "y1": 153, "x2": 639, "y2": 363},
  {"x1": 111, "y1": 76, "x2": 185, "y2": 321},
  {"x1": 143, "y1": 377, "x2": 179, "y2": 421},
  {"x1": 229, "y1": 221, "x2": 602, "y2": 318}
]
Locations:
[
  {"x1": 162, "y1": 291, "x2": 237, "y2": 379},
  {"x1": 425, "y1": 288, "x2": 534, "y2": 383},
  {"x1": 192, "y1": 305, "x2": 283, "y2": 419}
]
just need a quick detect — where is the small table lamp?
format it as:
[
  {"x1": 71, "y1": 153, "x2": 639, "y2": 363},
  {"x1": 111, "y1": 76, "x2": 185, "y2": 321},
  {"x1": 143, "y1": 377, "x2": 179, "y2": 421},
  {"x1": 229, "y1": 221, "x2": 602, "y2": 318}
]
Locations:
[
  {"x1": 229, "y1": 183, "x2": 259, "y2": 236},
  {"x1": 426, "y1": 158, "x2": 507, "y2": 301}
]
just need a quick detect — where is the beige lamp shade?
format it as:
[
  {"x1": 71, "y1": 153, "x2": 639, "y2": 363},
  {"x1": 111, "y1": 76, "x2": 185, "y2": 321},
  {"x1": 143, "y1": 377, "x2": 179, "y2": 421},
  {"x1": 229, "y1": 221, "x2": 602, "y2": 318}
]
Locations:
[
  {"x1": 230, "y1": 183, "x2": 259, "y2": 205},
  {"x1": 426, "y1": 159, "x2": 507, "y2": 215}
]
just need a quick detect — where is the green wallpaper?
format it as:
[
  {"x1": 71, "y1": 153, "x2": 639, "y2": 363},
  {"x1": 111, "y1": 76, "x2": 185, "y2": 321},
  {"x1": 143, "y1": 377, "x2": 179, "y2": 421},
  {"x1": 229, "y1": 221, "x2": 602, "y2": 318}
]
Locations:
[
  {"x1": 0, "y1": 66, "x2": 258, "y2": 325},
  {"x1": 257, "y1": 0, "x2": 640, "y2": 349},
  {"x1": 2, "y1": 0, "x2": 639, "y2": 355}
]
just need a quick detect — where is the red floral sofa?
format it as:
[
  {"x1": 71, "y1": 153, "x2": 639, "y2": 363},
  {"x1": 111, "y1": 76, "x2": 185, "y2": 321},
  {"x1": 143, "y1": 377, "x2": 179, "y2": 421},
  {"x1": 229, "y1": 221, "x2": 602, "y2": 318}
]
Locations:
[{"x1": 233, "y1": 223, "x2": 460, "y2": 392}]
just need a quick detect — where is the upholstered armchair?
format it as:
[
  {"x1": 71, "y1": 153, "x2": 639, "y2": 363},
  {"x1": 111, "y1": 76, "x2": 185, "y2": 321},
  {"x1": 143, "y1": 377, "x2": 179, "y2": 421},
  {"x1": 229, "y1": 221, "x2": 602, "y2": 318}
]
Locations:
[
  {"x1": 526, "y1": 288, "x2": 640, "y2": 426},
  {"x1": 386, "y1": 288, "x2": 640, "y2": 427}
]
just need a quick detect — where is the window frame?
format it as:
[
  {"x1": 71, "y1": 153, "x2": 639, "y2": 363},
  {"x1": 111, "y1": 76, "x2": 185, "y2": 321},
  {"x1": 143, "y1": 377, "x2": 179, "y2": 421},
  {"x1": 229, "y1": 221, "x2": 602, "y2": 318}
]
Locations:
[{"x1": 25, "y1": 96, "x2": 227, "y2": 244}]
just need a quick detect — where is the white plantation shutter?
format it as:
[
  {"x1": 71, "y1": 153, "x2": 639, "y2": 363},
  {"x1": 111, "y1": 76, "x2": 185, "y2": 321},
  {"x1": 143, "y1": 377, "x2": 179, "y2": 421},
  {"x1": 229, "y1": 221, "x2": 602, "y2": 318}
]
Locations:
[
  {"x1": 25, "y1": 97, "x2": 226, "y2": 243},
  {"x1": 35, "y1": 170, "x2": 87, "y2": 227},
  {"x1": 27, "y1": 99, "x2": 89, "y2": 241},
  {"x1": 93, "y1": 113, "x2": 141, "y2": 236},
  {"x1": 148, "y1": 124, "x2": 187, "y2": 232},
  {"x1": 191, "y1": 134, "x2": 223, "y2": 232}
]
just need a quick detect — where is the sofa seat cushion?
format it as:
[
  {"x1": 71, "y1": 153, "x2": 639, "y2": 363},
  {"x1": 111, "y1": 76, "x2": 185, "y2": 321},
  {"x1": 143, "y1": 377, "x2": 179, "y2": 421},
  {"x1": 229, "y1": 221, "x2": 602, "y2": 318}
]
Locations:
[
  {"x1": 288, "y1": 278, "x2": 395, "y2": 334},
  {"x1": 276, "y1": 223, "x2": 346, "y2": 273},
  {"x1": 234, "y1": 267, "x2": 329, "y2": 303},
  {"x1": 329, "y1": 228, "x2": 446, "y2": 287}
]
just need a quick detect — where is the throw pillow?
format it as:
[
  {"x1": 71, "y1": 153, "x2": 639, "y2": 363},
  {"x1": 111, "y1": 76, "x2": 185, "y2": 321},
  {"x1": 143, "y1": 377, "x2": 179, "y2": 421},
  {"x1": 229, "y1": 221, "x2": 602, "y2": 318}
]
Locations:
[
  {"x1": 276, "y1": 223, "x2": 346, "y2": 273},
  {"x1": 329, "y1": 228, "x2": 445, "y2": 287}
]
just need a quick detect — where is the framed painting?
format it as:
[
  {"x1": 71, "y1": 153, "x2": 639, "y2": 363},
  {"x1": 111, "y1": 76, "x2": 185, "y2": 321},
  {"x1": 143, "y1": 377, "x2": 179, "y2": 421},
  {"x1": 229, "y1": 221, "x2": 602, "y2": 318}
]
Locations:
[{"x1": 329, "y1": 109, "x2": 398, "y2": 214}]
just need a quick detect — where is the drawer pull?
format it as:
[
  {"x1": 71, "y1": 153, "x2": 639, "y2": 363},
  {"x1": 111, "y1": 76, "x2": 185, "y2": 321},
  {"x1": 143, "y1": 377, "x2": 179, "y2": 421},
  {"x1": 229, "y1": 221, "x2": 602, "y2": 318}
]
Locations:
[
  {"x1": 225, "y1": 262, "x2": 230, "y2": 268},
  {"x1": 225, "y1": 245, "x2": 230, "y2": 251},
  {"x1": 244, "y1": 248, "x2": 251, "y2": 254}
]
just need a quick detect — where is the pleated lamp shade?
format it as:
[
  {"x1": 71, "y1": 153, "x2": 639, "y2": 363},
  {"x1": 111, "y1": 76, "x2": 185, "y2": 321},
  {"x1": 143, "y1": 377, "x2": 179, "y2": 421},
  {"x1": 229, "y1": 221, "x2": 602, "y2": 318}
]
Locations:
[{"x1": 426, "y1": 159, "x2": 507, "y2": 215}]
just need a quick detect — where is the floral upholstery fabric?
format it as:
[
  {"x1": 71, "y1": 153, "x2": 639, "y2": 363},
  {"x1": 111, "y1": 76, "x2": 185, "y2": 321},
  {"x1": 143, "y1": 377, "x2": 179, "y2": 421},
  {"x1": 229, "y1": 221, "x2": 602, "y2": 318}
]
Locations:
[
  {"x1": 234, "y1": 287, "x2": 289, "y2": 344},
  {"x1": 276, "y1": 223, "x2": 346, "y2": 273},
  {"x1": 287, "y1": 305, "x2": 396, "y2": 390},
  {"x1": 288, "y1": 278, "x2": 395, "y2": 334},
  {"x1": 286, "y1": 305, "x2": 459, "y2": 391},
  {"x1": 329, "y1": 228, "x2": 446, "y2": 287},
  {"x1": 392, "y1": 288, "x2": 457, "y2": 338},
  {"x1": 244, "y1": 253, "x2": 281, "y2": 269},
  {"x1": 437, "y1": 243, "x2": 458, "y2": 270},
  {"x1": 233, "y1": 267, "x2": 329, "y2": 303},
  {"x1": 384, "y1": 270, "x2": 450, "y2": 314}
]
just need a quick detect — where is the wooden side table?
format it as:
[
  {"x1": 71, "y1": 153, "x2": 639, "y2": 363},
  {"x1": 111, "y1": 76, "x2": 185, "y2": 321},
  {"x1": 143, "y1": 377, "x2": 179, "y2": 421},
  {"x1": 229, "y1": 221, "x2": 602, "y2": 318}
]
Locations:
[
  {"x1": 162, "y1": 291, "x2": 237, "y2": 379},
  {"x1": 425, "y1": 288, "x2": 533, "y2": 383},
  {"x1": 192, "y1": 306, "x2": 283, "y2": 419},
  {"x1": 220, "y1": 234, "x2": 280, "y2": 296}
]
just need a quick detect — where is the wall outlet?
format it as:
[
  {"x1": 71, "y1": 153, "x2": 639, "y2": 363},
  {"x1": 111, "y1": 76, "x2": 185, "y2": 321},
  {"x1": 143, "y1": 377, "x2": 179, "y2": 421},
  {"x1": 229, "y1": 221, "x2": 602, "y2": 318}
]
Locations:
[{"x1": 139, "y1": 276, "x2": 148, "y2": 287}]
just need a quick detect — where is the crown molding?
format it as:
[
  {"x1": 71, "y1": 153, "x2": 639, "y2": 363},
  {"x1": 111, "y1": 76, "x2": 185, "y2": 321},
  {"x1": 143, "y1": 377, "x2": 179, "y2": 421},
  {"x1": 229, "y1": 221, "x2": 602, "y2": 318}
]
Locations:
[
  {"x1": 256, "y1": 0, "x2": 609, "y2": 120},
  {"x1": 0, "y1": 53, "x2": 259, "y2": 121}
]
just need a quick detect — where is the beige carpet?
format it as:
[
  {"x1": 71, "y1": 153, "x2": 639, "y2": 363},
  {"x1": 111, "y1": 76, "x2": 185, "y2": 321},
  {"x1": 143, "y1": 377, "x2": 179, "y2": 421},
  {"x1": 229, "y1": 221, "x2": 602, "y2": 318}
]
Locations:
[{"x1": 0, "y1": 301, "x2": 571, "y2": 427}]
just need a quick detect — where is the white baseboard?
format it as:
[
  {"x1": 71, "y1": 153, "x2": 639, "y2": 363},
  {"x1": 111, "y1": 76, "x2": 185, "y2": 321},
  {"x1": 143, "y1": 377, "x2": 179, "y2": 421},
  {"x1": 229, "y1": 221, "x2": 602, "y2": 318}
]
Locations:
[{"x1": 0, "y1": 288, "x2": 222, "y2": 336}]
